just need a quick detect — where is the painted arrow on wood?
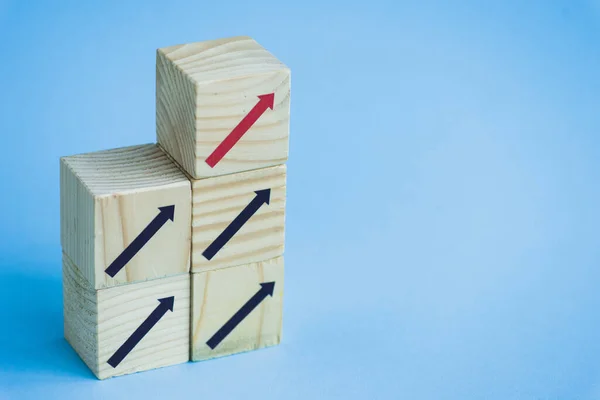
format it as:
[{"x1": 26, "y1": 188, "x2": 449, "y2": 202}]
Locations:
[
  {"x1": 105, "y1": 205, "x2": 175, "y2": 278},
  {"x1": 206, "y1": 282, "x2": 275, "y2": 350},
  {"x1": 107, "y1": 297, "x2": 175, "y2": 368},
  {"x1": 205, "y1": 93, "x2": 275, "y2": 168},
  {"x1": 202, "y1": 189, "x2": 270, "y2": 261}
]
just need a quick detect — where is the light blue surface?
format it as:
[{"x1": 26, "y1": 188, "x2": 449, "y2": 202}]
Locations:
[{"x1": 1, "y1": 0, "x2": 600, "y2": 398}]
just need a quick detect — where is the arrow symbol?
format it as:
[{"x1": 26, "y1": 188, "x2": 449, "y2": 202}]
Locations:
[
  {"x1": 105, "y1": 205, "x2": 175, "y2": 278},
  {"x1": 205, "y1": 93, "x2": 275, "y2": 168},
  {"x1": 107, "y1": 296, "x2": 175, "y2": 368},
  {"x1": 206, "y1": 282, "x2": 275, "y2": 350},
  {"x1": 202, "y1": 189, "x2": 270, "y2": 261}
]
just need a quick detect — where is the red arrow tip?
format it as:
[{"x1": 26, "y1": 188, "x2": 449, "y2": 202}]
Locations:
[{"x1": 257, "y1": 93, "x2": 275, "y2": 110}]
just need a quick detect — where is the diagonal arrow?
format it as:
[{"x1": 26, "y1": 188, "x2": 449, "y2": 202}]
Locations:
[
  {"x1": 107, "y1": 297, "x2": 175, "y2": 368},
  {"x1": 206, "y1": 282, "x2": 275, "y2": 350},
  {"x1": 105, "y1": 205, "x2": 175, "y2": 278},
  {"x1": 202, "y1": 189, "x2": 270, "y2": 261},
  {"x1": 205, "y1": 93, "x2": 275, "y2": 168}
]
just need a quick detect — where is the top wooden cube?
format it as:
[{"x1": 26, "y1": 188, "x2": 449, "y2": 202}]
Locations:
[
  {"x1": 60, "y1": 144, "x2": 191, "y2": 289},
  {"x1": 156, "y1": 36, "x2": 291, "y2": 179}
]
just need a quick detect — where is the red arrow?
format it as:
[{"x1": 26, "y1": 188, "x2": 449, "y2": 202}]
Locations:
[{"x1": 205, "y1": 93, "x2": 275, "y2": 168}]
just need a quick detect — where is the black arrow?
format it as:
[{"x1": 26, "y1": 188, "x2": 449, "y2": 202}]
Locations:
[
  {"x1": 107, "y1": 297, "x2": 175, "y2": 368},
  {"x1": 202, "y1": 189, "x2": 270, "y2": 261},
  {"x1": 105, "y1": 205, "x2": 175, "y2": 277},
  {"x1": 206, "y1": 282, "x2": 275, "y2": 350}
]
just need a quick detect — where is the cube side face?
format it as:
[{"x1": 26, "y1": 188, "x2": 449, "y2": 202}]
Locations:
[
  {"x1": 96, "y1": 274, "x2": 190, "y2": 379},
  {"x1": 60, "y1": 159, "x2": 96, "y2": 287},
  {"x1": 156, "y1": 49, "x2": 197, "y2": 179},
  {"x1": 94, "y1": 181, "x2": 192, "y2": 289},
  {"x1": 191, "y1": 256, "x2": 284, "y2": 361},
  {"x1": 191, "y1": 165, "x2": 286, "y2": 272},
  {"x1": 193, "y1": 69, "x2": 290, "y2": 178},
  {"x1": 62, "y1": 252, "x2": 99, "y2": 377}
]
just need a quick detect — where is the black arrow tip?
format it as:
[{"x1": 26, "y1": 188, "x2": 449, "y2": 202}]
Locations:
[
  {"x1": 254, "y1": 189, "x2": 271, "y2": 205},
  {"x1": 159, "y1": 205, "x2": 175, "y2": 221},
  {"x1": 158, "y1": 296, "x2": 175, "y2": 312},
  {"x1": 260, "y1": 282, "x2": 275, "y2": 296}
]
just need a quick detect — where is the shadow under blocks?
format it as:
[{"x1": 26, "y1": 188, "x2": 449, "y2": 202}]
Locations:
[{"x1": 0, "y1": 264, "x2": 96, "y2": 381}]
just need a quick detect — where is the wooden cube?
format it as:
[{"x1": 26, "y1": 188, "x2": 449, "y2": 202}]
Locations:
[
  {"x1": 62, "y1": 253, "x2": 190, "y2": 379},
  {"x1": 156, "y1": 36, "x2": 291, "y2": 179},
  {"x1": 191, "y1": 256, "x2": 284, "y2": 361},
  {"x1": 60, "y1": 144, "x2": 191, "y2": 289},
  {"x1": 191, "y1": 164, "x2": 286, "y2": 272}
]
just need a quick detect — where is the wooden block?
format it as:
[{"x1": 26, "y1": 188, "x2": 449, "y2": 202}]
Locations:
[
  {"x1": 156, "y1": 35, "x2": 291, "y2": 179},
  {"x1": 191, "y1": 256, "x2": 284, "y2": 361},
  {"x1": 60, "y1": 143, "x2": 191, "y2": 289},
  {"x1": 191, "y1": 164, "x2": 286, "y2": 272},
  {"x1": 62, "y1": 253, "x2": 190, "y2": 380}
]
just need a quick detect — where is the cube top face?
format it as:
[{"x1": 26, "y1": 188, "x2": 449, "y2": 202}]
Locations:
[
  {"x1": 61, "y1": 143, "x2": 189, "y2": 196},
  {"x1": 159, "y1": 36, "x2": 288, "y2": 84},
  {"x1": 157, "y1": 36, "x2": 291, "y2": 179},
  {"x1": 60, "y1": 144, "x2": 191, "y2": 290},
  {"x1": 191, "y1": 164, "x2": 286, "y2": 273},
  {"x1": 191, "y1": 256, "x2": 284, "y2": 361}
]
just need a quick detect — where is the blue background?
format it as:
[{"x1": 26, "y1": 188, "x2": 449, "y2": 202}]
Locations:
[{"x1": 1, "y1": 0, "x2": 599, "y2": 398}]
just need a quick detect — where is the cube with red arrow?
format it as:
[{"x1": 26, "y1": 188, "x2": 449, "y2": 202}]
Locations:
[{"x1": 156, "y1": 35, "x2": 291, "y2": 179}]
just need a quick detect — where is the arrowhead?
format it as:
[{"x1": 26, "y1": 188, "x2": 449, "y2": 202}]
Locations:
[
  {"x1": 158, "y1": 296, "x2": 175, "y2": 312},
  {"x1": 158, "y1": 205, "x2": 175, "y2": 222},
  {"x1": 260, "y1": 282, "x2": 275, "y2": 297},
  {"x1": 254, "y1": 189, "x2": 271, "y2": 205},
  {"x1": 257, "y1": 93, "x2": 275, "y2": 110}
]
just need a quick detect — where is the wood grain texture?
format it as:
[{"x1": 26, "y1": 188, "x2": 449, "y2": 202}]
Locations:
[
  {"x1": 60, "y1": 144, "x2": 191, "y2": 289},
  {"x1": 156, "y1": 50, "x2": 197, "y2": 177},
  {"x1": 63, "y1": 252, "x2": 190, "y2": 380},
  {"x1": 192, "y1": 164, "x2": 286, "y2": 272},
  {"x1": 63, "y1": 253, "x2": 98, "y2": 373},
  {"x1": 191, "y1": 256, "x2": 284, "y2": 361},
  {"x1": 156, "y1": 36, "x2": 290, "y2": 179}
]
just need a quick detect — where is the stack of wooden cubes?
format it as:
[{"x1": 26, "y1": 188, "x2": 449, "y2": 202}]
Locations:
[{"x1": 60, "y1": 36, "x2": 290, "y2": 380}]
